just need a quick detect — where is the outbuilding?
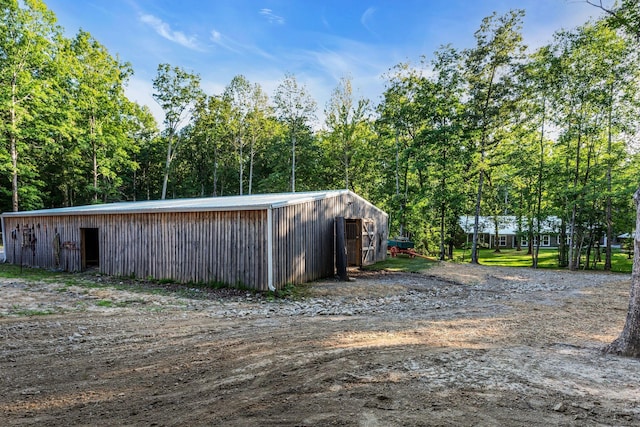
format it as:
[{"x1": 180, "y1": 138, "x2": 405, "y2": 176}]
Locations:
[{"x1": 1, "y1": 190, "x2": 388, "y2": 291}]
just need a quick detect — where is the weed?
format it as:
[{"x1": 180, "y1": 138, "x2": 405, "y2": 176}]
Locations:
[
  {"x1": 266, "y1": 282, "x2": 311, "y2": 301},
  {"x1": 9, "y1": 306, "x2": 56, "y2": 317},
  {"x1": 96, "y1": 300, "x2": 113, "y2": 307}
]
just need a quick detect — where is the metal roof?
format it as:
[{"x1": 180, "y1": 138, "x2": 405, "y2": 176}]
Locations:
[
  {"x1": 459, "y1": 215, "x2": 561, "y2": 235},
  {"x1": 2, "y1": 190, "x2": 367, "y2": 217}
]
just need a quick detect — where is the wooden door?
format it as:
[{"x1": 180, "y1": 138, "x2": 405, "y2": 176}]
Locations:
[{"x1": 345, "y1": 218, "x2": 376, "y2": 267}]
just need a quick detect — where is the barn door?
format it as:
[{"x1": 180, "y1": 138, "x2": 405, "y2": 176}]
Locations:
[
  {"x1": 345, "y1": 218, "x2": 376, "y2": 267},
  {"x1": 361, "y1": 219, "x2": 376, "y2": 266}
]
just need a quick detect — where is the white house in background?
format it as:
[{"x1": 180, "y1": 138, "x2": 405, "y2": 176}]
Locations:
[{"x1": 459, "y1": 215, "x2": 562, "y2": 249}]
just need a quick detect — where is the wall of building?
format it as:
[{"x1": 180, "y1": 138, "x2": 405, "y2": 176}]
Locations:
[
  {"x1": 272, "y1": 192, "x2": 388, "y2": 286},
  {"x1": 2, "y1": 192, "x2": 388, "y2": 290},
  {"x1": 2, "y1": 211, "x2": 270, "y2": 289}
]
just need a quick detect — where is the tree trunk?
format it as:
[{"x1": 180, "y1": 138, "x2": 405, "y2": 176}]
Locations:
[
  {"x1": 605, "y1": 88, "x2": 614, "y2": 271},
  {"x1": 291, "y1": 129, "x2": 296, "y2": 193},
  {"x1": 439, "y1": 202, "x2": 446, "y2": 261},
  {"x1": 604, "y1": 188, "x2": 640, "y2": 357},
  {"x1": 161, "y1": 137, "x2": 173, "y2": 200},
  {"x1": 91, "y1": 117, "x2": 98, "y2": 203},
  {"x1": 533, "y1": 98, "x2": 546, "y2": 268},
  {"x1": 344, "y1": 150, "x2": 349, "y2": 190},
  {"x1": 248, "y1": 135, "x2": 255, "y2": 195},
  {"x1": 471, "y1": 166, "x2": 485, "y2": 264},
  {"x1": 213, "y1": 145, "x2": 219, "y2": 197},
  {"x1": 11, "y1": 76, "x2": 19, "y2": 212},
  {"x1": 238, "y1": 135, "x2": 244, "y2": 195},
  {"x1": 568, "y1": 117, "x2": 583, "y2": 271},
  {"x1": 395, "y1": 131, "x2": 400, "y2": 198}
]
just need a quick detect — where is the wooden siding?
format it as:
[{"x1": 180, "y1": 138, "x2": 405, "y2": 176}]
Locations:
[
  {"x1": 3, "y1": 211, "x2": 270, "y2": 290},
  {"x1": 272, "y1": 192, "x2": 388, "y2": 286},
  {"x1": 2, "y1": 191, "x2": 388, "y2": 290}
]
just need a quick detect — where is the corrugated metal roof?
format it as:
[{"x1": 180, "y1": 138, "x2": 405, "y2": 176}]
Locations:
[
  {"x1": 459, "y1": 215, "x2": 561, "y2": 235},
  {"x1": 2, "y1": 190, "x2": 356, "y2": 217}
]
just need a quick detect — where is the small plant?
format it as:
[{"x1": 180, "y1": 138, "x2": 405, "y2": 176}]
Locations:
[
  {"x1": 267, "y1": 282, "x2": 310, "y2": 301},
  {"x1": 96, "y1": 299, "x2": 113, "y2": 307},
  {"x1": 9, "y1": 305, "x2": 56, "y2": 317}
]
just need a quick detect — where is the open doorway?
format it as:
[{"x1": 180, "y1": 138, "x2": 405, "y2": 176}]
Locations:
[{"x1": 81, "y1": 228, "x2": 99, "y2": 270}]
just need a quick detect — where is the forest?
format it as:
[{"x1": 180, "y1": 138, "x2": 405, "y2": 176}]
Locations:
[{"x1": 1, "y1": 0, "x2": 639, "y2": 269}]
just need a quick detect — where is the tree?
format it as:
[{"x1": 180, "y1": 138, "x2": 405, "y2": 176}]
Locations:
[
  {"x1": 516, "y1": 45, "x2": 558, "y2": 267},
  {"x1": 187, "y1": 94, "x2": 232, "y2": 197},
  {"x1": 69, "y1": 30, "x2": 136, "y2": 203},
  {"x1": 0, "y1": 0, "x2": 58, "y2": 211},
  {"x1": 463, "y1": 10, "x2": 526, "y2": 264},
  {"x1": 586, "y1": 0, "x2": 640, "y2": 358},
  {"x1": 324, "y1": 75, "x2": 370, "y2": 190},
  {"x1": 587, "y1": 0, "x2": 640, "y2": 39},
  {"x1": 420, "y1": 47, "x2": 469, "y2": 260},
  {"x1": 223, "y1": 75, "x2": 253, "y2": 195},
  {"x1": 273, "y1": 73, "x2": 317, "y2": 192},
  {"x1": 546, "y1": 21, "x2": 638, "y2": 270},
  {"x1": 152, "y1": 63, "x2": 201, "y2": 200},
  {"x1": 244, "y1": 82, "x2": 271, "y2": 194},
  {"x1": 606, "y1": 190, "x2": 640, "y2": 357},
  {"x1": 124, "y1": 103, "x2": 159, "y2": 201},
  {"x1": 376, "y1": 63, "x2": 427, "y2": 238}
]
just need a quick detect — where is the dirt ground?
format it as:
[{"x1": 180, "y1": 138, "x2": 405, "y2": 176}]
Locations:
[{"x1": 1, "y1": 262, "x2": 640, "y2": 426}]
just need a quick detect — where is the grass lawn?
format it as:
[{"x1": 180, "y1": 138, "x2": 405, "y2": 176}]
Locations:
[
  {"x1": 453, "y1": 247, "x2": 633, "y2": 273},
  {"x1": 363, "y1": 255, "x2": 436, "y2": 273},
  {"x1": 367, "y1": 246, "x2": 633, "y2": 274}
]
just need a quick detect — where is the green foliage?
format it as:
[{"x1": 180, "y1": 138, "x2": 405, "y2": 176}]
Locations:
[
  {"x1": 152, "y1": 63, "x2": 202, "y2": 199},
  {"x1": 96, "y1": 299, "x2": 113, "y2": 307},
  {"x1": 0, "y1": 1, "x2": 638, "y2": 277},
  {"x1": 267, "y1": 282, "x2": 311, "y2": 301},
  {"x1": 6, "y1": 307, "x2": 57, "y2": 317}
]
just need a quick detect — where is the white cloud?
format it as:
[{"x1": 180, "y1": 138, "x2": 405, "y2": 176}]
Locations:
[
  {"x1": 140, "y1": 14, "x2": 201, "y2": 50},
  {"x1": 209, "y1": 29, "x2": 275, "y2": 60},
  {"x1": 361, "y1": 7, "x2": 377, "y2": 33},
  {"x1": 260, "y1": 8, "x2": 285, "y2": 25},
  {"x1": 209, "y1": 29, "x2": 242, "y2": 54}
]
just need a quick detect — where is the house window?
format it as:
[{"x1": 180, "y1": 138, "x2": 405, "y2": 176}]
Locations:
[
  {"x1": 523, "y1": 235, "x2": 550, "y2": 247},
  {"x1": 499, "y1": 235, "x2": 507, "y2": 247}
]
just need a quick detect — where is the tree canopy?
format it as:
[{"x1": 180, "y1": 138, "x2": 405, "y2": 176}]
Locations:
[{"x1": 1, "y1": 1, "x2": 639, "y2": 274}]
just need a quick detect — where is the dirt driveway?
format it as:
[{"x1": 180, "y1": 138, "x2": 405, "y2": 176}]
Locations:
[{"x1": 1, "y1": 263, "x2": 639, "y2": 426}]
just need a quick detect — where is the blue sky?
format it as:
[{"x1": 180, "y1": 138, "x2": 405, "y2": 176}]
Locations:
[{"x1": 44, "y1": 0, "x2": 606, "y2": 127}]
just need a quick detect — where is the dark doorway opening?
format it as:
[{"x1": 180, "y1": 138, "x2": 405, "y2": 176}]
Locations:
[{"x1": 81, "y1": 228, "x2": 99, "y2": 269}]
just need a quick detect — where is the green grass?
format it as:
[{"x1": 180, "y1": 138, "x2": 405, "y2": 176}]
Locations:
[
  {"x1": 363, "y1": 254, "x2": 437, "y2": 273},
  {"x1": 363, "y1": 247, "x2": 632, "y2": 273},
  {"x1": 96, "y1": 299, "x2": 113, "y2": 307},
  {"x1": 452, "y1": 247, "x2": 633, "y2": 273},
  {"x1": 0, "y1": 263, "x2": 90, "y2": 285},
  {"x1": 7, "y1": 306, "x2": 58, "y2": 317},
  {"x1": 267, "y1": 282, "x2": 312, "y2": 301}
]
